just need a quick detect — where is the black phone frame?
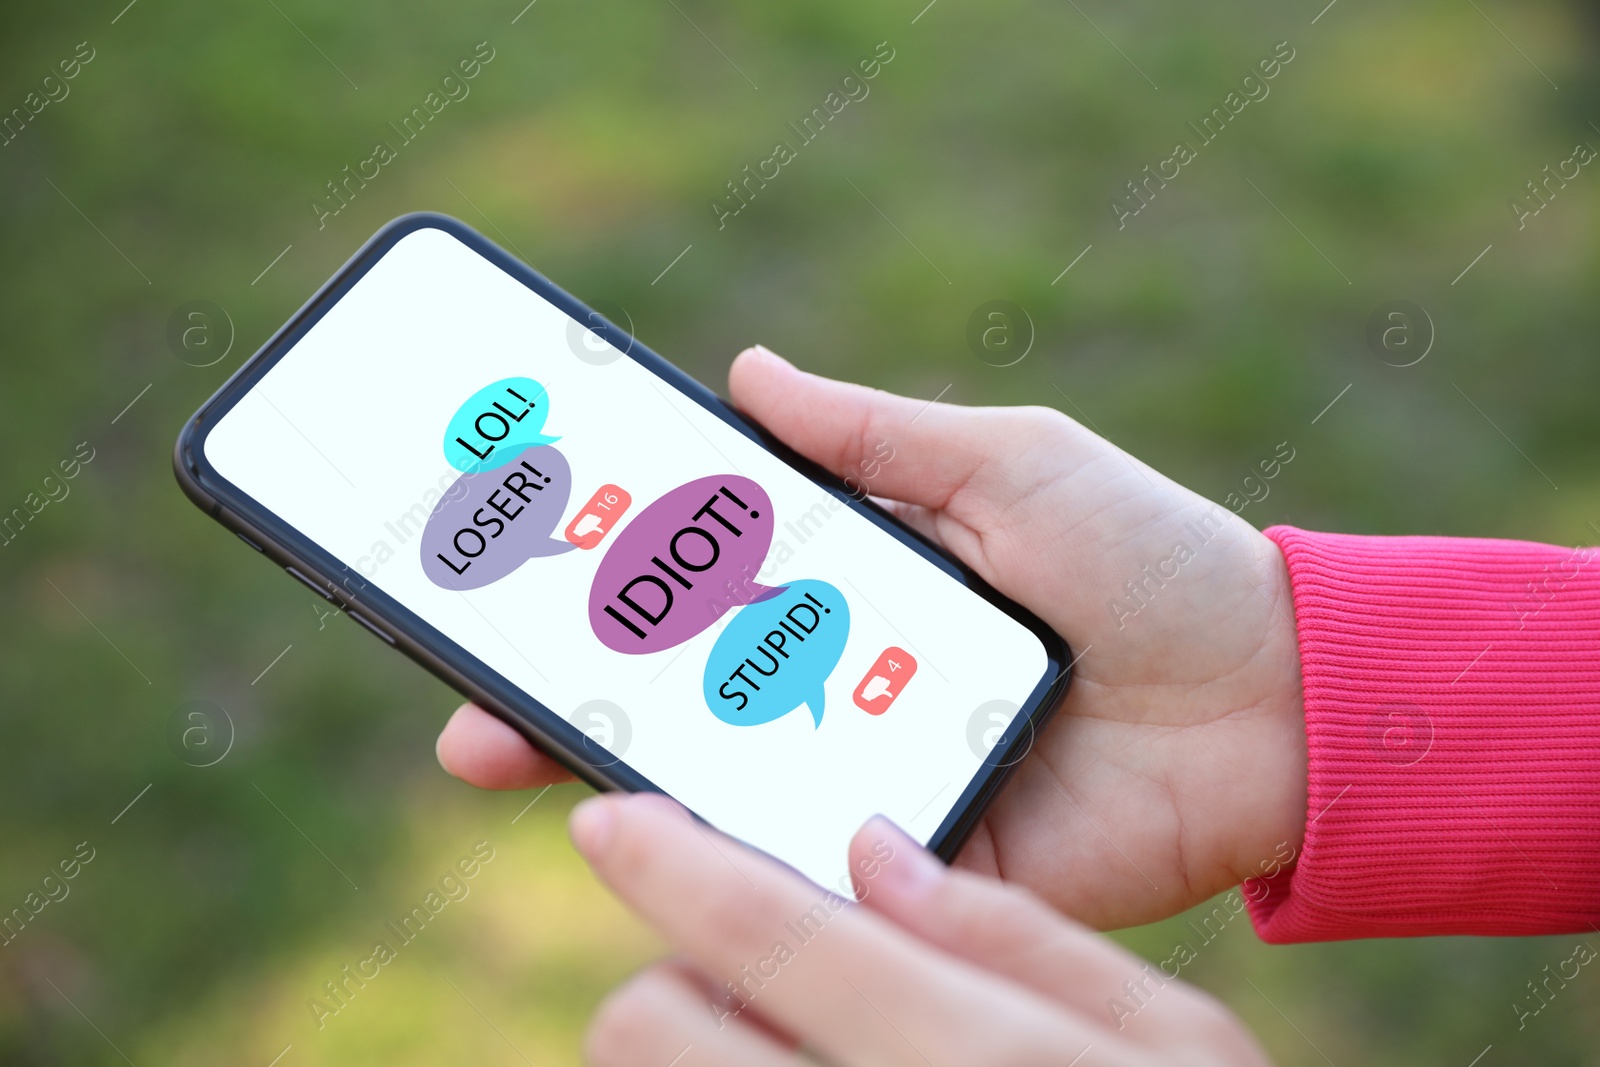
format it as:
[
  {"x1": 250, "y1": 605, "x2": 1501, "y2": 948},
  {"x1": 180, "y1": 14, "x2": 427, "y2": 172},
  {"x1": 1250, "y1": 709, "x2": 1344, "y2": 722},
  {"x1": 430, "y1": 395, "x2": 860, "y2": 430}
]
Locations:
[{"x1": 173, "y1": 213, "x2": 1073, "y2": 872}]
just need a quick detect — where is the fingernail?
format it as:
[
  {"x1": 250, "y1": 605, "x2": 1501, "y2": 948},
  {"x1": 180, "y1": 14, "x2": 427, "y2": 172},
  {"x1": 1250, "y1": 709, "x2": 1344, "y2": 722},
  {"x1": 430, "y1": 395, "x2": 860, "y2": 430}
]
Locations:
[
  {"x1": 859, "y1": 816, "x2": 944, "y2": 900},
  {"x1": 750, "y1": 344, "x2": 790, "y2": 366},
  {"x1": 625, "y1": 791, "x2": 692, "y2": 827},
  {"x1": 569, "y1": 796, "x2": 617, "y2": 861}
]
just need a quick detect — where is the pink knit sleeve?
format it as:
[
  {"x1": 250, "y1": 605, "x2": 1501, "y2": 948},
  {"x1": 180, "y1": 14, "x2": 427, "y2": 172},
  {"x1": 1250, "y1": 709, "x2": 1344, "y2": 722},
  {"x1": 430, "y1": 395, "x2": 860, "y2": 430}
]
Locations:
[{"x1": 1244, "y1": 526, "x2": 1600, "y2": 942}]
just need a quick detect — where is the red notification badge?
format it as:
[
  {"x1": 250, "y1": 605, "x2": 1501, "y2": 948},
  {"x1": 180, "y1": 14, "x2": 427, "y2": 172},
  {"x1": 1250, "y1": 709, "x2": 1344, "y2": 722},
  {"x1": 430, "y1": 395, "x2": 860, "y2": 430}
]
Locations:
[
  {"x1": 852, "y1": 646, "x2": 918, "y2": 715},
  {"x1": 564, "y1": 485, "x2": 632, "y2": 550}
]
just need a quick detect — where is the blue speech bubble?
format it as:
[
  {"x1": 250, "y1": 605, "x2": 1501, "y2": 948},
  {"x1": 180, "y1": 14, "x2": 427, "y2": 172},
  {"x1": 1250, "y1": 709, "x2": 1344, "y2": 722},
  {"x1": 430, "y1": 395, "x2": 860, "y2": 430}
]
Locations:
[
  {"x1": 444, "y1": 377, "x2": 559, "y2": 473},
  {"x1": 701, "y1": 579, "x2": 850, "y2": 728}
]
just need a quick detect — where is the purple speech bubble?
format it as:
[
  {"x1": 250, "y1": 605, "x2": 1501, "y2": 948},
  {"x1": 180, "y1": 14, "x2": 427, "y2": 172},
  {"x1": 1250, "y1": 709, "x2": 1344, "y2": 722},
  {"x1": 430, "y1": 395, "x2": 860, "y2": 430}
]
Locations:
[
  {"x1": 589, "y1": 475, "x2": 783, "y2": 654},
  {"x1": 421, "y1": 445, "x2": 576, "y2": 590}
]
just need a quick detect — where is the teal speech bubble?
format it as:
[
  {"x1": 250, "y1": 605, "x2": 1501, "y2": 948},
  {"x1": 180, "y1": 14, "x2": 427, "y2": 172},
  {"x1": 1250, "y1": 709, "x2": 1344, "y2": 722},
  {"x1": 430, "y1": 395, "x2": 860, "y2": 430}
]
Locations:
[
  {"x1": 444, "y1": 377, "x2": 559, "y2": 473},
  {"x1": 702, "y1": 579, "x2": 850, "y2": 728}
]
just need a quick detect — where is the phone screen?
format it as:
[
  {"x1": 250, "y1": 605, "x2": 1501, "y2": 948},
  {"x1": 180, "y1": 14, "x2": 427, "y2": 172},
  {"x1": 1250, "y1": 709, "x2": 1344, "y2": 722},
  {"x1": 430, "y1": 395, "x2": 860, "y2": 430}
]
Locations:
[{"x1": 202, "y1": 224, "x2": 1052, "y2": 888}]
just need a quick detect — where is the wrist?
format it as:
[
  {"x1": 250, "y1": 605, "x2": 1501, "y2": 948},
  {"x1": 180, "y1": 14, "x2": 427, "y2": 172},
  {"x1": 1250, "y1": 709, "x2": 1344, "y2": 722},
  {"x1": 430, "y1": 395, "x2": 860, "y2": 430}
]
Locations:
[{"x1": 1230, "y1": 534, "x2": 1308, "y2": 886}]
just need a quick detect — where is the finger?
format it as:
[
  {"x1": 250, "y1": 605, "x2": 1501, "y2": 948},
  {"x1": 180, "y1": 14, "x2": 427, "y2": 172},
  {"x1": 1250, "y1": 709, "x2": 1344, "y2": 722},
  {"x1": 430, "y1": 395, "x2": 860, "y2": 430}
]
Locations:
[
  {"x1": 435, "y1": 703, "x2": 574, "y2": 790},
  {"x1": 852, "y1": 817, "x2": 1136, "y2": 1003},
  {"x1": 727, "y1": 345, "x2": 1090, "y2": 513},
  {"x1": 660, "y1": 956, "x2": 801, "y2": 1051},
  {"x1": 570, "y1": 793, "x2": 1107, "y2": 1066},
  {"x1": 851, "y1": 817, "x2": 1231, "y2": 1046},
  {"x1": 586, "y1": 960, "x2": 801, "y2": 1067},
  {"x1": 730, "y1": 347, "x2": 1167, "y2": 644}
]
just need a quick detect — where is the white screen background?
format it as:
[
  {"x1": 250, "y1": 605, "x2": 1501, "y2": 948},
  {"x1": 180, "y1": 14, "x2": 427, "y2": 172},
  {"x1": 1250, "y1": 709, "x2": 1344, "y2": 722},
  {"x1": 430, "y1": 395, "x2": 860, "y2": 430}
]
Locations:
[{"x1": 206, "y1": 227, "x2": 1047, "y2": 888}]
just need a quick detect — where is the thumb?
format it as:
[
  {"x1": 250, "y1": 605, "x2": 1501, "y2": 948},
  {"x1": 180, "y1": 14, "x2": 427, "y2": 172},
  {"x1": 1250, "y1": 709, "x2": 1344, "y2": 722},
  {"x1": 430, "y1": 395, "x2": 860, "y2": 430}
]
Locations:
[{"x1": 727, "y1": 345, "x2": 1058, "y2": 512}]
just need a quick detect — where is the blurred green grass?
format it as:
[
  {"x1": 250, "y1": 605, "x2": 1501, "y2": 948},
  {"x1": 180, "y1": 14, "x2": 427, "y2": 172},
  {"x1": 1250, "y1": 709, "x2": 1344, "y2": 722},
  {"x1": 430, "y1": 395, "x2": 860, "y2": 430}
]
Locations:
[{"x1": 2, "y1": 0, "x2": 1598, "y2": 1062}]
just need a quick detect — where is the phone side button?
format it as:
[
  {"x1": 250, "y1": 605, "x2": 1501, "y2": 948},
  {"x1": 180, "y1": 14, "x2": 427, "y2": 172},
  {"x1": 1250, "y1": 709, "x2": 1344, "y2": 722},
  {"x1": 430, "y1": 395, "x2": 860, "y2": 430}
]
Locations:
[
  {"x1": 285, "y1": 566, "x2": 337, "y2": 603},
  {"x1": 347, "y1": 611, "x2": 396, "y2": 645}
]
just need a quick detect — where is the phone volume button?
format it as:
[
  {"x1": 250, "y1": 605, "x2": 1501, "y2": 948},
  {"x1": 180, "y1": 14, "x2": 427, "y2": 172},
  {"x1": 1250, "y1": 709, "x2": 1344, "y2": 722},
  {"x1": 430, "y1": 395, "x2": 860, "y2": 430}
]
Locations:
[
  {"x1": 347, "y1": 611, "x2": 396, "y2": 645},
  {"x1": 285, "y1": 566, "x2": 337, "y2": 603}
]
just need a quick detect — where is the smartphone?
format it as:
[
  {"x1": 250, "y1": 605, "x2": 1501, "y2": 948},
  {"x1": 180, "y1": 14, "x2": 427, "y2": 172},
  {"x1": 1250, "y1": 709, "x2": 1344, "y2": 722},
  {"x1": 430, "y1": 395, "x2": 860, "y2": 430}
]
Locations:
[{"x1": 174, "y1": 214, "x2": 1071, "y2": 890}]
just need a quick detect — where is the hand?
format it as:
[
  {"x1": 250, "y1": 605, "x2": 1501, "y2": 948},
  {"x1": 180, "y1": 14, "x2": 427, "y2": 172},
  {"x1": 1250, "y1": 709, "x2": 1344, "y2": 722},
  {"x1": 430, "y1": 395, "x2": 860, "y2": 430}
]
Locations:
[
  {"x1": 437, "y1": 346, "x2": 1307, "y2": 928},
  {"x1": 569, "y1": 793, "x2": 1275, "y2": 1067}
]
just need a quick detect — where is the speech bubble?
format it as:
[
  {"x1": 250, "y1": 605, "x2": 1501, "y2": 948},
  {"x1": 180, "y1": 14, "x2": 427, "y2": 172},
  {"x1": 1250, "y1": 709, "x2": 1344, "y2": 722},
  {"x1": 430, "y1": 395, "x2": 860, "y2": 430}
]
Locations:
[
  {"x1": 589, "y1": 475, "x2": 784, "y2": 654},
  {"x1": 422, "y1": 445, "x2": 576, "y2": 589},
  {"x1": 444, "y1": 377, "x2": 560, "y2": 473},
  {"x1": 702, "y1": 579, "x2": 850, "y2": 728}
]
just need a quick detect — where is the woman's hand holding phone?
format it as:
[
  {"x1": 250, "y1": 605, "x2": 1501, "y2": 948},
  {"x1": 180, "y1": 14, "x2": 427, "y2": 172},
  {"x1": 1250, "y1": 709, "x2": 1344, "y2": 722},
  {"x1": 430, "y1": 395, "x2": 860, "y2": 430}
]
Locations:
[{"x1": 439, "y1": 345, "x2": 1307, "y2": 931}]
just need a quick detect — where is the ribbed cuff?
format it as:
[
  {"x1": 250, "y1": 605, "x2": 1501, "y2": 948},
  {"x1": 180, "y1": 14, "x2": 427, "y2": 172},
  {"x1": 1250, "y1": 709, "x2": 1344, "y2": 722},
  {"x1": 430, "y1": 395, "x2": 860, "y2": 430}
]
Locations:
[{"x1": 1246, "y1": 526, "x2": 1600, "y2": 942}]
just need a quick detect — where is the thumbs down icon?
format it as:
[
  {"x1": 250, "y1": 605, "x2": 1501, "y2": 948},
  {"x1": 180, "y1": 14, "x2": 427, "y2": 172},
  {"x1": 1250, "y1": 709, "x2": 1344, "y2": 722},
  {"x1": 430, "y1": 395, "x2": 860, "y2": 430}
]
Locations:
[{"x1": 852, "y1": 646, "x2": 917, "y2": 715}]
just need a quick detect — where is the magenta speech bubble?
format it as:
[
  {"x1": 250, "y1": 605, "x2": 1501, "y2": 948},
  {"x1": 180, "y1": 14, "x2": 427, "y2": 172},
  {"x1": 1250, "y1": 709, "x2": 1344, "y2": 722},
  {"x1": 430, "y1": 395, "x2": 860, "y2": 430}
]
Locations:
[
  {"x1": 589, "y1": 475, "x2": 783, "y2": 654},
  {"x1": 422, "y1": 445, "x2": 576, "y2": 590}
]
